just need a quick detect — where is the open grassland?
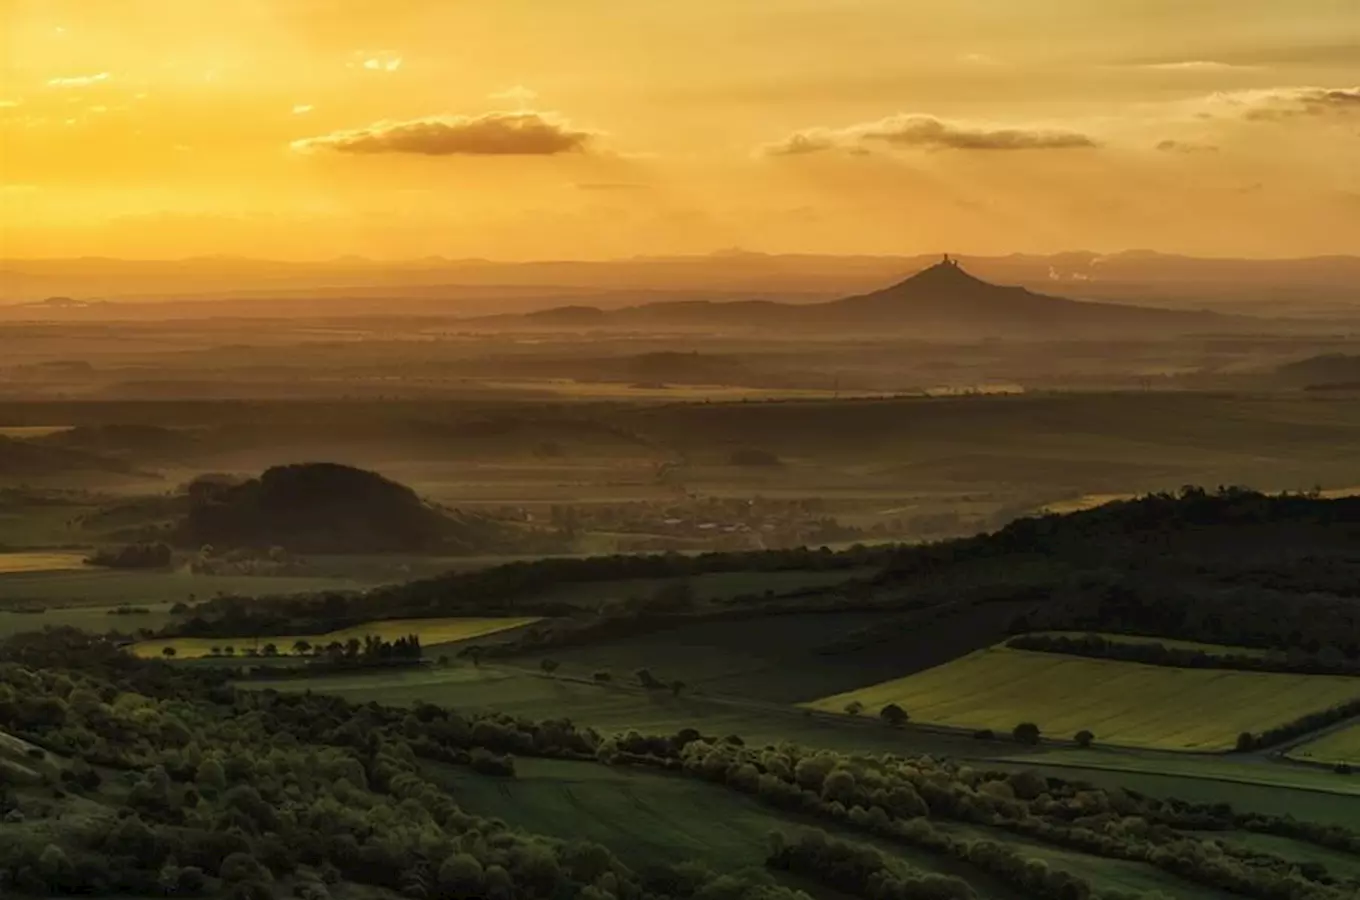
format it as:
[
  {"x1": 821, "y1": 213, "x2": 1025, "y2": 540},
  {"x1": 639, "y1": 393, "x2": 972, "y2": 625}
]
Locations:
[
  {"x1": 431, "y1": 754, "x2": 1234, "y2": 899},
  {"x1": 992, "y1": 747, "x2": 1360, "y2": 798},
  {"x1": 430, "y1": 756, "x2": 1037, "y2": 899},
  {"x1": 131, "y1": 616, "x2": 541, "y2": 659},
  {"x1": 0, "y1": 600, "x2": 184, "y2": 638},
  {"x1": 523, "y1": 611, "x2": 911, "y2": 703},
  {"x1": 0, "y1": 551, "x2": 89, "y2": 574},
  {"x1": 0, "y1": 568, "x2": 363, "y2": 606},
  {"x1": 1286, "y1": 721, "x2": 1360, "y2": 767},
  {"x1": 806, "y1": 647, "x2": 1360, "y2": 751},
  {"x1": 246, "y1": 663, "x2": 1011, "y2": 760}
]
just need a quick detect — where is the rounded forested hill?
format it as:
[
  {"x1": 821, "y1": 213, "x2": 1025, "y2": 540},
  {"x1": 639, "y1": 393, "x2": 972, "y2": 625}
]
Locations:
[{"x1": 177, "y1": 461, "x2": 492, "y2": 554}]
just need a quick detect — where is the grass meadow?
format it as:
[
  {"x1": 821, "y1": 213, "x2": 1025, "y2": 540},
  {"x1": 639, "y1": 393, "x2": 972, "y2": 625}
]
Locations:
[
  {"x1": 1286, "y1": 722, "x2": 1360, "y2": 767},
  {"x1": 805, "y1": 646, "x2": 1360, "y2": 751}
]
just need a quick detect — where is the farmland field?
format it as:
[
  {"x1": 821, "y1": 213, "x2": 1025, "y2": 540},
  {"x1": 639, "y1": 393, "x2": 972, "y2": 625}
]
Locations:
[
  {"x1": 429, "y1": 757, "x2": 1034, "y2": 899},
  {"x1": 806, "y1": 646, "x2": 1360, "y2": 751},
  {"x1": 432, "y1": 755, "x2": 1236, "y2": 899},
  {"x1": 0, "y1": 568, "x2": 364, "y2": 606},
  {"x1": 131, "y1": 616, "x2": 541, "y2": 659},
  {"x1": 1285, "y1": 721, "x2": 1360, "y2": 767},
  {"x1": 0, "y1": 600, "x2": 183, "y2": 638},
  {"x1": 0, "y1": 551, "x2": 89, "y2": 574},
  {"x1": 247, "y1": 664, "x2": 1008, "y2": 760}
]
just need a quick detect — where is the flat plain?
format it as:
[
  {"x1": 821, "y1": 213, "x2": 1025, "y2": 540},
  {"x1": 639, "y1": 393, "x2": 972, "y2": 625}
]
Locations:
[{"x1": 805, "y1": 646, "x2": 1360, "y2": 751}]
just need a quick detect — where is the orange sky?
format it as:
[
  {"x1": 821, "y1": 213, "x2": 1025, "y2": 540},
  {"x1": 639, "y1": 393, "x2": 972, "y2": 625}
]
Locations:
[{"x1": 2, "y1": 0, "x2": 1358, "y2": 259}]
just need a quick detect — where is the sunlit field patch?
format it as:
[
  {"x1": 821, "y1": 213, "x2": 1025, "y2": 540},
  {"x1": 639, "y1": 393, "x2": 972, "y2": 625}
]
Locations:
[
  {"x1": 130, "y1": 616, "x2": 541, "y2": 659},
  {"x1": 0, "y1": 426, "x2": 72, "y2": 438},
  {"x1": 0, "y1": 552, "x2": 89, "y2": 574},
  {"x1": 805, "y1": 646, "x2": 1360, "y2": 751},
  {"x1": 1286, "y1": 722, "x2": 1360, "y2": 767}
]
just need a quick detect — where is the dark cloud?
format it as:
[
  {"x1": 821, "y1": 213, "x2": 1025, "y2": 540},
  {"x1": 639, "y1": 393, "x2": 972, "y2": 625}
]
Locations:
[
  {"x1": 1210, "y1": 86, "x2": 1360, "y2": 121},
  {"x1": 293, "y1": 111, "x2": 595, "y2": 156},
  {"x1": 1155, "y1": 139, "x2": 1219, "y2": 153},
  {"x1": 763, "y1": 114, "x2": 1098, "y2": 156}
]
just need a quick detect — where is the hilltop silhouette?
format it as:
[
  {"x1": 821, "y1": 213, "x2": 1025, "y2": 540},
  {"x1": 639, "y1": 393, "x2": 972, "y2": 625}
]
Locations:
[{"x1": 521, "y1": 257, "x2": 1237, "y2": 337}]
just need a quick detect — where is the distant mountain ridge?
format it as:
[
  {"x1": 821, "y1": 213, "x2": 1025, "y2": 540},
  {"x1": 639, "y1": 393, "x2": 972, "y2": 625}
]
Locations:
[
  {"x1": 517, "y1": 258, "x2": 1241, "y2": 337},
  {"x1": 3, "y1": 251, "x2": 1358, "y2": 321}
]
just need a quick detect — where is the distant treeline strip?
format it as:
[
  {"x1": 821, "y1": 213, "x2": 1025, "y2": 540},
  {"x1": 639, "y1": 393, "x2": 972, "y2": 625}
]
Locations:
[
  {"x1": 162, "y1": 544, "x2": 890, "y2": 640},
  {"x1": 1007, "y1": 633, "x2": 1360, "y2": 677}
]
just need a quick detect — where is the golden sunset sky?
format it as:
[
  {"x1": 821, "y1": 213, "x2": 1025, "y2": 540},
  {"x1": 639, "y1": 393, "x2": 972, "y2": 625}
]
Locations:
[{"x1": 2, "y1": 0, "x2": 1358, "y2": 259}]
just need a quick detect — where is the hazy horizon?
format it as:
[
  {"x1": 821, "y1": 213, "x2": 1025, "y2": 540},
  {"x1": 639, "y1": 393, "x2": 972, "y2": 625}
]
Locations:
[{"x1": 3, "y1": 1, "x2": 1358, "y2": 260}]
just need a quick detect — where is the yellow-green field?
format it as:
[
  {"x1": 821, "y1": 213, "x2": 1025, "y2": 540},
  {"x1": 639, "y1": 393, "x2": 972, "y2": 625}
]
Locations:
[
  {"x1": 0, "y1": 426, "x2": 72, "y2": 438},
  {"x1": 806, "y1": 647, "x2": 1360, "y2": 751},
  {"x1": 1286, "y1": 723, "x2": 1360, "y2": 767},
  {"x1": 130, "y1": 616, "x2": 541, "y2": 659},
  {"x1": 0, "y1": 552, "x2": 90, "y2": 574}
]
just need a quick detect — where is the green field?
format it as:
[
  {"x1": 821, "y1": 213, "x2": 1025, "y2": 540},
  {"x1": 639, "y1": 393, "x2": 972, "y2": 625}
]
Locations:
[
  {"x1": 524, "y1": 611, "x2": 906, "y2": 703},
  {"x1": 806, "y1": 646, "x2": 1360, "y2": 751},
  {"x1": 0, "y1": 568, "x2": 364, "y2": 606},
  {"x1": 0, "y1": 600, "x2": 184, "y2": 639},
  {"x1": 132, "y1": 616, "x2": 541, "y2": 659},
  {"x1": 1285, "y1": 722, "x2": 1360, "y2": 767},
  {"x1": 431, "y1": 756, "x2": 1241, "y2": 900},
  {"x1": 246, "y1": 664, "x2": 1010, "y2": 760}
]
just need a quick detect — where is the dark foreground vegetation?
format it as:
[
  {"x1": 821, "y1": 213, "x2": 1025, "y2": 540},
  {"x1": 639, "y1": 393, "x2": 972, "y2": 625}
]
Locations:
[{"x1": 3, "y1": 628, "x2": 1360, "y2": 900}]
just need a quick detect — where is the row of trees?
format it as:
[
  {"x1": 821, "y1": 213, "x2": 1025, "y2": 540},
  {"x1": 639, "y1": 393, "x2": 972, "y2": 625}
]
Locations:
[{"x1": 1007, "y1": 631, "x2": 1360, "y2": 676}]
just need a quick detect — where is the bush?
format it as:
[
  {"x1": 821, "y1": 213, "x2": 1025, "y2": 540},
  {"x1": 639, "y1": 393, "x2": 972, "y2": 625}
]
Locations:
[
  {"x1": 470, "y1": 748, "x2": 516, "y2": 777},
  {"x1": 880, "y1": 703, "x2": 909, "y2": 728}
]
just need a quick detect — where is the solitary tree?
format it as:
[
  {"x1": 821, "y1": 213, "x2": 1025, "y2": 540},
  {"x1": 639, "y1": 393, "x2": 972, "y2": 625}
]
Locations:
[
  {"x1": 670, "y1": 679, "x2": 686, "y2": 697},
  {"x1": 880, "y1": 703, "x2": 909, "y2": 728},
  {"x1": 262, "y1": 643, "x2": 278, "y2": 658},
  {"x1": 293, "y1": 639, "x2": 312, "y2": 657},
  {"x1": 1074, "y1": 729, "x2": 1095, "y2": 749},
  {"x1": 223, "y1": 646, "x2": 235, "y2": 657},
  {"x1": 161, "y1": 647, "x2": 177, "y2": 660},
  {"x1": 540, "y1": 659, "x2": 560, "y2": 676},
  {"x1": 1013, "y1": 722, "x2": 1042, "y2": 746},
  {"x1": 209, "y1": 646, "x2": 222, "y2": 657},
  {"x1": 465, "y1": 645, "x2": 485, "y2": 668},
  {"x1": 844, "y1": 700, "x2": 865, "y2": 716}
]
